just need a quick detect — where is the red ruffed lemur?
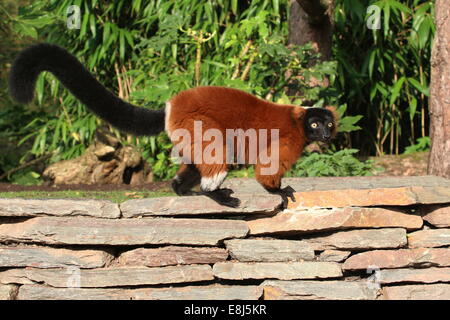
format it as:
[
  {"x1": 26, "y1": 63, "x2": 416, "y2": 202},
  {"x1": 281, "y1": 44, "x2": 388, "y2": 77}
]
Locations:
[{"x1": 8, "y1": 44, "x2": 338, "y2": 207}]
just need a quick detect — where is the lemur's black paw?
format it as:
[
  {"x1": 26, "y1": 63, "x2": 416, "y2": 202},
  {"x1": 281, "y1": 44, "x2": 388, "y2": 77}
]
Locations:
[
  {"x1": 217, "y1": 188, "x2": 234, "y2": 198},
  {"x1": 201, "y1": 188, "x2": 240, "y2": 208},
  {"x1": 222, "y1": 196, "x2": 241, "y2": 208},
  {"x1": 281, "y1": 186, "x2": 296, "y2": 202},
  {"x1": 171, "y1": 179, "x2": 193, "y2": 196}
]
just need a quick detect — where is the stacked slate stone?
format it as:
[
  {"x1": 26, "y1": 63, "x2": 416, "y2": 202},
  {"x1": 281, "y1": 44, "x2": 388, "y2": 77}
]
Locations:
[{"x1": 0, "y1": 176, "x2": 449, "y2": 300}]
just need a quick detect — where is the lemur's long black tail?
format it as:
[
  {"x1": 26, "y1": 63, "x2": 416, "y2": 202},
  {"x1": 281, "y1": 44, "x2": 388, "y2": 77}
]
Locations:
[{"x1": 8, "y1": 43, "x2": 165, "y2": 136}]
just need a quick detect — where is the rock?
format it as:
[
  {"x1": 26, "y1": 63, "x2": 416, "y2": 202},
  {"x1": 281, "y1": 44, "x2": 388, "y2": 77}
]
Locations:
[
  {"x1": 223, "y1": 176, "x2": 450, "y2": 193},
  {"x1": 0, "y1": 246, "x2": 113, "y2": 268},
  {"x1": 0, "y1": 216, "x2": 248, "y2": 246},
  {"x1": 17, "y1": 284, "x2": 263, "y2": 300},
  {"x1": 382, "y1": 284, "x2": 450, "y2": 300},
  {"x1": 0, "y1": 198, "x2": 120, "y2": 218},
  {"x1": 120, "y1": 194, "x2": 282, "y2": 217},
  {"x1": 224, "y1": 239, "x2": 314, "y2": 262},
  {"x1": 118, "y1": 246, "x2": 228, "y2": 267},
  {"x1": 43, "y1": 129, "x2": 152, "y2": 185},
  {"x1": 422, "y1": 205, "x2": 450, "y2": 227},
  {"x1": 343, "y1": 248, "x2": 450, "y2": 270},
  {"x1": 0, "y1": 284, "x2": 16, "y2": 300},
  {"x1": 377, "y1": 267, "x2": 450, "y2": 284},
  {"x1": 287, "y1": 186, "x2": 450, "y2": 209},
  {"x1": 302, "y1": 228, "x2": 407, "y2": 250},
  {"x1": 319, "y1": 250, "x2": 351, "y2": 262},
  {"x1": 262, "y1": 280, "x2": 379, "y2": 300},
  {"x1": 248, "y1": 207, "x2": 422, "y2": 236},
  {"x1": 0, "y1": 265, "x2": 213, "y2": 287},
  {"x1": 408, "y1": 229, "x2": 450, "y2": 248},
  {"x1": 212, "y1": 262, "x2": 342, "y2": 280}
]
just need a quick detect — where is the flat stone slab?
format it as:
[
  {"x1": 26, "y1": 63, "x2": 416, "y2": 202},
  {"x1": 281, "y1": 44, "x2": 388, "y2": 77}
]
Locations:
[
  {"x1": 377, "y1": 267, "x2": 450, "y2": 284},
  {"x1": 0, "y1": 216, "x2": 248, "y2": 246},
  {"x1": 0, "y1": 198, "x2": 120, "y2": 218},
  {"x1": 17, "y1": 284, "x2": 263, "y2": 300},
  {"x1": 301, "y1": 229, "x2": 407, "y2": 250},
  {"x1": 248, "y1": 207, "x2": 422, "y2": 235},
  {"x1": 213, "y1": 262, "x2": 342, "y2": 280},
  {"x1": 0, "y1": 284, "x2": 16, "y2": 300},
  {"x1": 121, "y1": 195, "x2": 282, "y2": 217},
  {"x1": 422, "y1": 205, "x2": 450, "y2": 227},
  {"x1": 0, "y1": 265, "x2": 213, "y2": 288},
  {"x1": 118, "y1": 246, "x2": 228, "y2": 267},
  {"x1": 223, "y1": 176, "x2": 450, "y2": 193},
  {"x1": 343, "y1": 248, "x2": 450, "y2": 270},
  {"x1": 287, "y1": 187, "x2": 450, "y2": 209},
  {"x1": 382, "y1": 284, "x2": 450, "y2": 300},
  {"x1": 262, "y1": 280, "x2": 379, "y2": 300},
  {"x1": 408, "y1": 229, "x2": 450, "y2": 248},
  {"x1": 224, "y1": 239, "x2": 314, "y2": 262},
  {"x1": 0, "y1": 246, "x2": 113, "y2": 268},
  {"x1": 319, "y1": 250, "x2": 352, "y2": 262}
]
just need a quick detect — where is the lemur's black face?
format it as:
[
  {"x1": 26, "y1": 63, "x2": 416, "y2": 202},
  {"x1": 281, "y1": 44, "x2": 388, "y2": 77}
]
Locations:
[{"x1": 304, "y1": 108, "x2": 336, "y2": 143}]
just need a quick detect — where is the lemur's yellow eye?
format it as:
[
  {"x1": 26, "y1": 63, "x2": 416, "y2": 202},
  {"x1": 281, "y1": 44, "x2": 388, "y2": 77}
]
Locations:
[
  {"x1": 311, "y1": 123, "x2": 318, "y2": 129},
  {"x1": 328, "y1": 122, "x2": 333, "y2": 128}
]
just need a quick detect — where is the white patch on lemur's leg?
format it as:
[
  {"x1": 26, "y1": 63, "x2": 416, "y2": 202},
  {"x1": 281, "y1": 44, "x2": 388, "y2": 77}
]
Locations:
[
  {"x1": 165, "y1": 101, "x2": 172, "y2": 138},
  {"x1": 200, "y1": 171, "x2": 228, "y2": 192}
]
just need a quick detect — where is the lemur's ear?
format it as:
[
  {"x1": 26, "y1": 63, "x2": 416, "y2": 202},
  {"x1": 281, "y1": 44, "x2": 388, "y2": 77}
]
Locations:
[
  {"x1": 325, "y1": 105, "x2": 340, "y2": 122},
  {"x1": 325, "y1": 105, "x2": 339, "y2": 137},
  {"x1": 292, "y1": 107, "x2": 306, "y2": 121}
]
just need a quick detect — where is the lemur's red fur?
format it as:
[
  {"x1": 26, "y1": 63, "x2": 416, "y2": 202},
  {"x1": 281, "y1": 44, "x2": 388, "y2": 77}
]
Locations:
[{"x1": 166, "y1": 86, "x2": 308, "y2": 191}]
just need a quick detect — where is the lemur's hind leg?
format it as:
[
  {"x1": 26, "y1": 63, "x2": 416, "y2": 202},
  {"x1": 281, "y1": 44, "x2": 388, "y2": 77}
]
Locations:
[
  {"x1": 197, "y1": 164, "x2": 240, "y2": 208},
  {"x1": 171, "y1": 164, "x2": 201, "y2": 196}
]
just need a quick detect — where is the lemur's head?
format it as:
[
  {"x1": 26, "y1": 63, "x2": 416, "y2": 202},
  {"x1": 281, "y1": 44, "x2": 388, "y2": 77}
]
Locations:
[{"x1": 303, "y1": 106, "x2": 339, "y2": 143}]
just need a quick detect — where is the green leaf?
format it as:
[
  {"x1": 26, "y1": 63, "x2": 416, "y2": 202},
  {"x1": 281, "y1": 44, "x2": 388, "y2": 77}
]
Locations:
[
  {"x1": 408, "y1": 77, "x2": 429, "y2": 96},
  {"x1": 389, "y1": 76, "x2": 406, "y2": 106}
]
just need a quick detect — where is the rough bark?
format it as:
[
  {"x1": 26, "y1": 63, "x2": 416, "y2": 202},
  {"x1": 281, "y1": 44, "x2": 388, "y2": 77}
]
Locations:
[
  {"x1": 428, "y1": 0, "x2": 450, "y2": 178},
  {"x1": 289, "y1": 0, "x2": 334, "y2": 61}
]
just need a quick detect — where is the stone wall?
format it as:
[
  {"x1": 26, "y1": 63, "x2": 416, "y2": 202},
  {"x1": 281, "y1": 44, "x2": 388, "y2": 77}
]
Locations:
[{"x1": 0, "y1": 176, "x2": 449, "y2": 300}]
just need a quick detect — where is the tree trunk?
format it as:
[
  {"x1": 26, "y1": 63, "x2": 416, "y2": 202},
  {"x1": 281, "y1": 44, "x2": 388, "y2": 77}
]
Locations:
[
  {"x1": 288, "y1": 0, "x2": 334, "y2": 61},
  {"x1": 428, "y1": 0, "x2": 450, "y2": 178},
  {"x1": 287, "y1": 0, "x2": 334, "y2": 101}
]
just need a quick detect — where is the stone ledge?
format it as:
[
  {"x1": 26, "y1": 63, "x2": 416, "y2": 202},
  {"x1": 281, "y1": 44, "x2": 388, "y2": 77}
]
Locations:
[
  {"x1": 223, "y1": 176, "x2": 450, "y2": 193},
  {"x1": 118, "y1": 246, "x2": 228, "y2": 267},
  {"x1": 343, "y1": 248, "x2": 450, "y2": 270},
  {"x1": 0, "y1": 265, "x2": 214, "y2": 287},
  {"x1": 382, "y1": 284, "x2": 450, "y2": 300},
  {"x1": 0, "y1": 198, "x2": 120, "y2": 218},
  {"x1": 121, "y1": 194, "x2": 282, "y2": 217},
  {"x1": 248, "y1": 207, "x2": 422, "y2": 236},
  {"x1": 213, "y1": 261, "x2": 342, "y2": 280},
  {"x1": 0, "y1": 176, "x2": 448, "y2": 300},
  {"x1": 407, "y1": 229, "x2": 450, "y2": 248},
  {"x1": 298, "y1": 228, "x2": 407, "y2": 251},
  {"x1": 0, "y1": 246, "x2": 113, "y2": 268},
  {"x1": 16, "y1": 284, "x2": 263, "y2": 300},
  {"x1": 288, "y1": 186, "x2": 450, "y2": 209},
  {"x1": 0, "y1": 216, "x2": 249, "y2": 246},
  {"x1": 224, "y1": 239, "x2": 314, "y2": 262},
  {"x1": 377, "y1": 267, "x2": 450, "y2": 284},
  {"x1": 422, "y1": 205, "x2": 450, "y2": 227},
  {"x1": 262, "y1": 280, "x2": 380, "y2": 300}
]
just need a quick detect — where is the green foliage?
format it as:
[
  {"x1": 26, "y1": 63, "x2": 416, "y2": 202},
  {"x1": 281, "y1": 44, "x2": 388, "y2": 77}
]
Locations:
[
  {"x1": 334, "y1": 0, "x2": 435, "y2": 156},
  {"x1": 4, "y1": 0, "x2": 420, "y2": 183},
  {"x1": 3, "y1": 0, "x2": 356, "y2": 182},
  {"x1": 403, "y1": 136, "x2": 430, "y2": 154},
  {"x1": 287, "y1": 149, "x2": 376, "y2": 177}
]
